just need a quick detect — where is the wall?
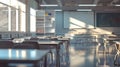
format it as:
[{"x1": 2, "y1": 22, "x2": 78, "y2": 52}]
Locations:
[
  {"x1": 55, "y1": 11, "x2": 95, "y2": 35},
  {"x1": 55, "y1": 11, "x2": 120, "y2": 35},
  {"x1": 55, "y1": 11, "x2": 69, "y2": 35}
]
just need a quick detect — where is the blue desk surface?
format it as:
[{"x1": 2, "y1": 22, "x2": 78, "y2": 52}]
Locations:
[{"x1": 0, "y1": 49, "x2": 49, "y2": 61}]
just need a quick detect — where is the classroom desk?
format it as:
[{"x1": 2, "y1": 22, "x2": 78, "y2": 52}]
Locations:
[
  {"x1": 57, "y1": 38, "x2": 70, "y2": 53},
  {"x1": 107, "y1": 38, "x2": 120, "y2": 41},
  {"x1": 0, "y1": 49, "x2": 49, "y2": 67},
  {"x1": 13, "y1": 39, "x2": 66, "y2": 67},
  {"x1": 37, "y1": 41, "x2": 62, "y2": 67},
  {"x1": 57, "y1": 38, "x2": 70, "y2": 65},
  {"x1": 37, "y1": 37, "x2": 70, "y2": 66},
  {"x1": 43, "y1": 37, "x2": 70, "y2": 54}
]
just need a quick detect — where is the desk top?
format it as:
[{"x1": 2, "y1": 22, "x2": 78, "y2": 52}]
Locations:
[
  {"x1": 57, "y1": 38, "x2": 70, "y2": 41},
  {"x1": 107, "y1": 38, "x2": 120, "y2": 41},
  {"x1": 0, "y1": 49, "x2": 49, "y2": 61},
  {"x1": 24, "y1": 40, "x2": 62, "y2": 44},
  {"x1": 38, "y1": 41, "x2": 62, "y2": 45}
]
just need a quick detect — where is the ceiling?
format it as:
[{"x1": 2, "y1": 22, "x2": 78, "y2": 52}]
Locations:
[{"x1": 36, "y1": 0, "x2": 120, "y2": 12}]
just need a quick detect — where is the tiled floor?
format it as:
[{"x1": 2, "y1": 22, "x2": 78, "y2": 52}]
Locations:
[{"x1": 69, "y1": 43, "x2": 117, "y2": 67}]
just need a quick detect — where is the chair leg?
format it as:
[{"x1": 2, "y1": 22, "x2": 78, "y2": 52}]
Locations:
[
  {"x1": 44, "y1": 55, "x2": 48, "y2": 67},
  {"x1": 114, "y1": 53, "x2": 120, "y2": 66},
  {"x1": 51, "y1": 51, "x2": 54, "y2": 63},
  {"x1": 48, "y1": 50, "x2": 54, "y2": 66},
  {"x1": 114, "y1": 54, "x2": 118, "y2": 65}
]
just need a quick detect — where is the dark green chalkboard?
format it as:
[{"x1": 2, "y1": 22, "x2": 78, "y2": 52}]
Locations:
[{"x1": 96, "y1": 13, "x2": 120, "y2": 27}]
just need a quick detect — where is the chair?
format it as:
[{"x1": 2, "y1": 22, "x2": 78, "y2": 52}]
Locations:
[
  {"x1": 114, "y1": 41, "x2": 120, "y2": 66},
  {"x1": 30, "y1": 37, "x2": 39, "y2": 40},
  {"x1": 13, "y1": 41, "x2": 39, "y2": 49},
  {"x1": 0, "y1": 40, "x2": 14, "y2": 49},
  {"x1": 39, "y1": 45, "x2": 55, "y2": 66}
]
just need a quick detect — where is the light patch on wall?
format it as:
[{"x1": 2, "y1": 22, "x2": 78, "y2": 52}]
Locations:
[
  {"x1": 70, "y1": 17, "x2": 85, "y2": 28},
  {"x1": 64, "y1": 12, "x2": 94, "y2": 28},
  {"x1": 70, "y1": 17, "x2": 94, "y2": 28},
  {"x1": 88, "y1": 25, "x2": 94, "y2": 28}
]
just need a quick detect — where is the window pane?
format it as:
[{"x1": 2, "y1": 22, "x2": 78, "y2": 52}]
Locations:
[
  {"x1": 11, "y1": 8, "x2": 16, "y2": 31},
  {"x1": 0, "y1": 3, "x2": 8, "y2": 31}
]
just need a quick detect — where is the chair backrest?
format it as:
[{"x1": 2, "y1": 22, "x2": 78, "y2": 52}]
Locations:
[
  {"x1": 114, "y1": 41, "x2": 120, "y2": 51},
  {"x1": 13, "y1": 41, "x2": 39, "y2": 49},
  {"x1": 115, "y1": 43, "x2": 120, "y2": 51},
  {"x1": 0, "y1": 40, "x2": 14, "y2": 48},
  {"x1": 39, "y1": 45, "x2": 55, "y2": 50},
  {"x1": 30, "y1": 37, "x2": 39, "y2": 40}
]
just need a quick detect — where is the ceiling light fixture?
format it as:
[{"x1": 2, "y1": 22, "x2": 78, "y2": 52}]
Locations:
[
  {"x1": 78, "y1": 4, "x2": 96, "y2": 6},
  {"x1": 115, "y1": 4, "x2": 120, "y2": 6},
  {"x1": 40, "y1": 4, "x2": 58, "y2": 7},
  {"x1": 54, "y1": 9, "x2": 62, "y2": 11},
  {"x1": 77, "y1": 9, "x2": 92, "y2": 11}
]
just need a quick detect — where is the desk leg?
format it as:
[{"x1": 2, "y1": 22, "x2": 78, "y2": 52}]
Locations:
[
  {"x1": 44, "y1": 55, "x2": 47, "y2": 67},
  {"x1": 66, "y1": 41, "x2": 70, "y2": 66},
  {"x1": 56, "y1": 45, "x2": 60, "y2": 67},
  {"x1": 33, "y1": 61, "x2": 40, "y2": 67},
  {"x1": 0, "y1": 62, "x2": 8, "y2": 67},
  {"x1": 33, "y1": 63, "x2": 38, "y2": 67},
  {"x1": 66, "y1": 41, "x2": 70, "y2": 54}
]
